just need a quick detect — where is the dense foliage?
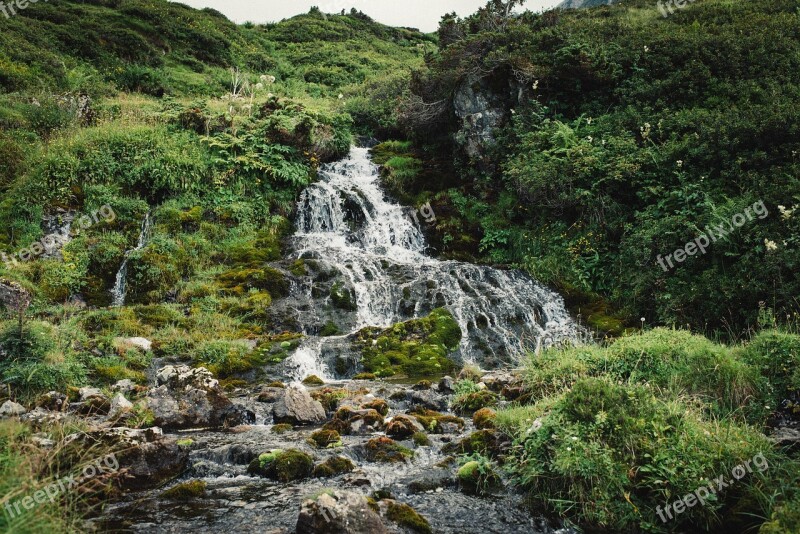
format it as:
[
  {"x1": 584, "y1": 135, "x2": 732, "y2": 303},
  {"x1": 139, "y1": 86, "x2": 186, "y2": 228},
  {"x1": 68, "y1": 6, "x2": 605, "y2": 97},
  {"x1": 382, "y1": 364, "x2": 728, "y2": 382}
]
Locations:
[{"x1": 396, "y1": 0, "x2": 800, "y2": 337}]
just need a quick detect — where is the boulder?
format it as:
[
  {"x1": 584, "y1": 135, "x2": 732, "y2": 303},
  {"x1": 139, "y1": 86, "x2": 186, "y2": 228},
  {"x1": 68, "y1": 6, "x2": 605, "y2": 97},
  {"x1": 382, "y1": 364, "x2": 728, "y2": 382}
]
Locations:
[
  {"x1": 36, "y1": 391, "x2": 67, "y2": 411},
  {"x1": 409, "y1": 390, "x2": 446, "y2": 411},
  {"x1": 147, "y1": 365, "x2": 236, "y2": 429},
  {"x1": 0, "y1": 400, "x2": 27, "y2": 417},
  {"x1": 110, "y1": 393, "x2": 133, "y2": 414},
  {"x1": 73, "y1": 388, "x2": 111, "y2": 416},
  {"x1": 437, "y1": 376, "x2": 455, "y2": 394},
  {"x1": 385, "y1": 415, "x2": 423, "y2": 440},
  {"x1": 296, "y1": 490, "x2": 388, "y2": 534},
  {"x1": 272, "y1": 387, "x2": 326, "y2": 425},
  {"x1": 114, "y1": 337, "x2": 152, "y2": 352}
]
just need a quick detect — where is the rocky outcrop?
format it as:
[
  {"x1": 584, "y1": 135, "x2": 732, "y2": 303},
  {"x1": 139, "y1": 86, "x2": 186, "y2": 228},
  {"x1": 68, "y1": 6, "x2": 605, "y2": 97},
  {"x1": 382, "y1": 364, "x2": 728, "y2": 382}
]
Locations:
[
  {"x1": 0, "y1": 400, "x2": 27, "y2": 417},
  {"x1": 147, "y1": 365, "x2": 253, "y2": 429},
  {"x1": 272, "y1": 386, "x2": 326, "y2": 425},
  {"x1": 296, "y1": 490, "x2": 388, "y2": 534}
]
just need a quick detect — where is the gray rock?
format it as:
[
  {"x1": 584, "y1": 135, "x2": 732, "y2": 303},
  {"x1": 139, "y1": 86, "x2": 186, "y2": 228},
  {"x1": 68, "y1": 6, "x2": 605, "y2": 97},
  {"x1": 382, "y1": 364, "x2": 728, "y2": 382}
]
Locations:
[
  {"x1": 296, "y1": 490, "x2": 388, "y2": 534},
  {"x1": 0, "y1": 400, "x2": 27, "y2": 417},
  {"x1": 409, "y1": 389, "x2": 446, "y2": 411},
  {"x1": 36, "y1": 391, "x2": 67, "y2": 411},
  {"x1": 112, "y1": 379, "x2": 137, "y2": 394},
  {"x1": 114, "y1": 337, "x2": 152, "y2": 352},
  {"x1": 256, "y1": 386, "x2": 285, "y2": 403},
  {"x1": 438, "y1": 376, "x2": 455, "y2": 394},
  {"x1": 272, "y1": 387, "x2": 326, "y2": 425},
  {"x1": 146, "y1": 365, "x2": 234, "y2": 429},
  {"x1": 110, "y1": 393, "x2": 133, "y2": 414}
]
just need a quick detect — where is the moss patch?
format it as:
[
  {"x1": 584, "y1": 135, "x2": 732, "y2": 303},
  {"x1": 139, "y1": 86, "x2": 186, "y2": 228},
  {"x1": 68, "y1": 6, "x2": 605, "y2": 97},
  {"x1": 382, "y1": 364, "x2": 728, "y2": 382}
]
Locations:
[
  {"x1": 365, "y1": 437, "x2": 413, "y2": 463},
  {"x1": 352, "y1": 308, "x2": 461, "y2": 378},
  {"x1": 162, "y1": 480, "x2": 207, "y2": 499},
  {"x1": 248, "y1": 449, "x2": 314, "y2": 482},
  {"x1": 312, "y1": 456, "x2": 356, "y2": 477}
]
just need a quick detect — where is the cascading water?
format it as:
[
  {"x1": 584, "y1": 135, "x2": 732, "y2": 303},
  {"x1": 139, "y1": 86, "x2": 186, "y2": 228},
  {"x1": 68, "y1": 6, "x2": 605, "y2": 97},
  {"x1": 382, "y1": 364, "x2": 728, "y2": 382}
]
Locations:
[
  {"x1": 111, "y1": 213, "x2": 152, "y2": 307},
  {"x1": 286, "y1": 148, "x2": 581, "y2": 379}
]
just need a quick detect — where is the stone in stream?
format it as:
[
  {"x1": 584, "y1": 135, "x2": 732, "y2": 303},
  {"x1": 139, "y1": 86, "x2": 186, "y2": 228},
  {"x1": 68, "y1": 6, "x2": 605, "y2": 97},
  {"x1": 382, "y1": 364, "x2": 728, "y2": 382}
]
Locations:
[
  {"x1": 272, "y1": 386, "x2": 327, "y2": 425},
  {"x1": 146, "y1": 365, "x2": 251, "y2": 429},
  {"x1": 385, "y1": 414, "x2": 423, "y2": 440},
  {"x1": 296, "y1": 490, "x2": 388, "y2": 534}
]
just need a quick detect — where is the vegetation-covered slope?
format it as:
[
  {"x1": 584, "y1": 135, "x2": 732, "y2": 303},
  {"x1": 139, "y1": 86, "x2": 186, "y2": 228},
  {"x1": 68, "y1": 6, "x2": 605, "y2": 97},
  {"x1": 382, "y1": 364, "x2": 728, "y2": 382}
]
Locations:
[{"x1": 390, "y1": 0, "x2": 800, "y2": 337}]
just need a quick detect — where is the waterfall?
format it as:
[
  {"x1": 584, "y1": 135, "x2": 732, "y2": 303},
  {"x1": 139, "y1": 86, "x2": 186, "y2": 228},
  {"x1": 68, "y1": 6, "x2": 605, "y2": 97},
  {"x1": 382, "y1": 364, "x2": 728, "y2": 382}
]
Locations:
[
  {"x1": 111, "y1": 213, "x2": 152, "y2": 307},
  {"x1": 287, "y1": 148, "x2": 582, "y2": 379}
]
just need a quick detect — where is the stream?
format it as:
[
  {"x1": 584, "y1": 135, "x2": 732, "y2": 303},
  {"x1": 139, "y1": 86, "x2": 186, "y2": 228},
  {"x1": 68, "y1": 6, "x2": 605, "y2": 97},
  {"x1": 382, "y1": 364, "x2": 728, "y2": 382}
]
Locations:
[{"x1": 95, "y1": 148, "x2": 581, "y2": 533}]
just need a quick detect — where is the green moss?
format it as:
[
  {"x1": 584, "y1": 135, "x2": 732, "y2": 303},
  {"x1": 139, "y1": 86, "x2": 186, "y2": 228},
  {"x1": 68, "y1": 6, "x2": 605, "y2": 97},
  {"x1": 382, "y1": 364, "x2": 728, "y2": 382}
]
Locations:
[
  {"x1": 443, "y1": 430, "x2": 500, "y2": 458},
  {"x1": 364, "y1": 437, "x2": 413, "y2": 463},
  {"x1": 411, "y1": 432, "x2": 431, "y2": 446},
  {"x1": 352, "y1": 308, "x2": 461, "y2": 378},
  {"x1": 451, "y1": 390, "x2": 497, "y2": 414},
  {"x1": 289, "y1": 259, "x2": 308, "y2": 277},
  {"x1": 360, "y1": 399, "x2": 389, "y2": 416},
  {"x1": 384, "y1": 501, "x2": 432, "y2": 534},
  {"x1": 312, "y1": 456, "x2": 356, "y2": 478},
  {"x1": 248, "y1": 449, "x2": 314, "y2": 482},
  {"x1": 330, "y1": 281, "x2": 357, "y2": 311},
  {"x1": 320, "y1": 321, "x2": 340, "y2": 337},
  {"x1": 162, "y1": 480, "x2": 206, "y2": 500},
  {"x1": 271, "y1": 423, "x2": 293, "y2": 434},
  {"x1": 472, "y1": 407, "x2": 497, "y2": 429},
  {"x1": 353, "y1": 372, "x2": 376, "y2": 380},
  {"x1": 409, "y1": 407, "x2": 465, "y2": 434},
  {"x1": 216, "y1": 266, "x2": 288, "y2": 297},
  {"x1": 302, "y1": 375, "x2": 325, "y2": 386},
  {"x1": 311, "y1": 387, "x2": 349, "y2": 411},
  {"x1": 308, "y1": 429, "x2": 342, "y2": 449},
  {"x1": 457, "y1": 457, "x2": 500, "y2": 496},
  {"x1": 176, "y1": 438, "x2": 194, "y2": 447}
]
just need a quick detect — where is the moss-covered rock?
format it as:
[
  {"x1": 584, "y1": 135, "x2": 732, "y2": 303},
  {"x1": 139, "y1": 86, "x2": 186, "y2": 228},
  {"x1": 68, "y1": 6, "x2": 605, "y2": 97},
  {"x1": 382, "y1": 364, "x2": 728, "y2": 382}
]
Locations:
[
  {"x1": 360, "y1": 398, "x2": 389, "y2": 416},
  {"x1": 452, "y1": 390, "x2": 498, "y2": 414},
  {"x1": 312, "y1": 455, "x2": 356, "y2": 477},
  {"x1": 161, "y1": 480, "x2": 206, "y2": 500},
  {"x1": 302, "y1": 375, "x2": 325, "y2": 386},
  {"x1": 382, "y1": 500, "x2": 432, "y2": 534},
  {"x1": 412, "y1": 432, "x2": 431, "y2": 447},
  {"x1": 409, "y1": 407, "x2": 465, "y2": 434},
  {"x1": 386, "y1": 415, "x2": 422, "y2": 440},
  {"x1": 353, "y1": 372, "x2": 377, "y2": 380},
  {"x1": 472, "y1": 407, "x2": 497, "y2": 429},
  {"x1": 457, "y1": 460, "x2": 501, "y2": 496},
  {"x1": 308, "y1": 429, "x2": 342, "y2": 449},
  {"x1": 365, "y1": 437, "x2": 413, "y2": 463},
  {"x1": 442, "y1": 429, "x2": 504, "y2": 458},
  {"x1": 351, "y1": 308, "x2": 462, "y2": 378},
  {"x1": 248, "y1": 449, "x2": 314, "y2": 482}
]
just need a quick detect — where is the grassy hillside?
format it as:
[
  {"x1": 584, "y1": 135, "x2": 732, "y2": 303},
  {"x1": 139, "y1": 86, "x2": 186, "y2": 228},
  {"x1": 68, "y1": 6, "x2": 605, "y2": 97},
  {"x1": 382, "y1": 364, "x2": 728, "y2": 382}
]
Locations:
[{"x1": 389, "y1": 0, "x2": 800, "y2": 338}]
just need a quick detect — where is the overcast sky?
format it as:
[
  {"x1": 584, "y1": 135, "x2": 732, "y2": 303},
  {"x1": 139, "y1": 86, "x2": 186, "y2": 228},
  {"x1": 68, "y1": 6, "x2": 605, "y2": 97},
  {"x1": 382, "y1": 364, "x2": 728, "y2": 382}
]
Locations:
[{"x1": 172, "y1": 1, "x2": 562, "y2": 33}]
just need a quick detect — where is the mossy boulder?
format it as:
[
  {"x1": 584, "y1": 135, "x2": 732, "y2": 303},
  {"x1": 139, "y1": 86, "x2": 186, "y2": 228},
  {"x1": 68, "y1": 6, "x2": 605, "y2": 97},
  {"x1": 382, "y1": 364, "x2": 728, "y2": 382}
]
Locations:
[
  {"x1": 312, "y1": 456, "x2": 356, "y2": 477},
  {"x1": 248, "y1": 449, "x2": 314, "y2": 482},
  {"x1": 365, "y1": 437, "x2": 414, "y2": 463},
  {"x1": 216, "y1": 265, "x2": 289, "y2": 297},
  {"x1": 333, "y1": 406, "x2": 385, "y2": 434},
  {"x1": 311, "y1": 387, "x2": 349, "y2": 411},
  {"x1": 452, "y1": 390, "x2": 498, "y2": 414},
  {"x1": 442, "y1": 430, "x2": 505, "y2": 458},
  {"x1": 330, "y1": 281, "x2": 357, "y2": 310},
  {"x1": 353, "y1": 372, "x2": 377, "y2": 380},
  {"x1": 302, "y1": 375, "x2": 325, "y2": 386},
  {"x1": 457, "y1": 460, "x2": 501, "y2": 496},
  {"x1": 386, "y1": 415, "x2": 423, "y2": 440},
  {"x1": 162, "y1": 480, "x2": 206, "y2": 500},
  {"x1": 351, "y1": 308, "x2": 461, "y2": 378},
  {"x1": 360, "y1": 398, "x2": 389, "y2": 416},
  {"x1": 412, "y1": 432, "x2": 431, "y2": 447},
  {"x1": 409, "y1": 407, "x2": 465, "y2": 434},
  {"x1": 472, "y1": 407, "x2": 497, "y2": 429},
  {"x1": 308, "y1": 429, "x2": 342, "y2": 449},
  {"x1": 381, "y1": 500, "x2": 432, "y2": 534}
]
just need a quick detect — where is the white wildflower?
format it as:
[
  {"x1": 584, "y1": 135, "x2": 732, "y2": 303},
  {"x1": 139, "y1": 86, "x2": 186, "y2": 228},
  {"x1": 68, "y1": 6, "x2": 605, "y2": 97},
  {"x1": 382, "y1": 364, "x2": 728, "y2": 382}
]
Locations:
[{"x1": 765, "y1": 239, "x2": 778, "y2": 252}]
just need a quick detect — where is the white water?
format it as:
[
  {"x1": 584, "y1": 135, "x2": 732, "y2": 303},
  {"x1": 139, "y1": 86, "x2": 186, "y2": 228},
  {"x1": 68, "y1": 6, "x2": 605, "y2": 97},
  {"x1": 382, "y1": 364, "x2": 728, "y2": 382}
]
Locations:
[
  {"x1": 287, "y1": 148, "x2": 581, "y2": 379},
  {"x1": 111, "y1": 213, "x2": 152, "y2": 307}
]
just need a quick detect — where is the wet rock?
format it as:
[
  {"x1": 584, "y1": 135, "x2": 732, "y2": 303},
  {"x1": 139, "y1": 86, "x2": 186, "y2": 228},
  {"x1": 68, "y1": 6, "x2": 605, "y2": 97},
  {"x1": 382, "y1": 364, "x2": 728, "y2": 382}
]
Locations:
[
  {"x1": 308, "y1": 429, "x2": 342, "y2": 449},
  {"x1": 412, "y1": 380, "x2": 432, "y2": 391},
  {"x1": 272, "y1": 386, "x2": 326, "y2": 425},
  {"x1": 409, "y1": 389, "x2": 446, "y2": 411},
  {"x1": 256, "y1": 386, "x2": 285, "y2": 403},
  {"x1": 408, "y1": 407, "x2": 465, "y2": 434},
  {"x1": 385, "y1": 415, "x2": 423, "y2": 440},
  {"x1": 0, "y1": 400, "x2": 26, "y2": 417},
  {"x1": 248, "y1": 449, "x2": 314, "y2": 482},
  {"x1": 360, "y1": 398, "x2": 389, "y2": 416},
  {"x1": 770, "y1": 427, "x2": 800, "y2": 451},
  {"x1": 332, "y1": 407, "x2": 384, "y2": 435},
  {"x1": 404, "y1": 468, "x2": 455, "y2": 494},
  {"x1": 296, "y1": 490, "x2": 388, "y2": 534},
  {"x1": 364, "y1": 437, "x2": 413, "y2": 463},
  {"x1": 201, "y1": 443, "x2": 258, "y2": 465},
  {"x1": 376, "y1": 499, "x2": 432, "y2": 534},
  {"x1": 221, "y1": 404, "x2": 256, "y2": 427},
  {"x1": 147, "y1": 365, "x2": 235, "y2": 429},
  {"x1": 438, "y1": 376, "x2": 455, "y2": 394},
  {"x1": 313, "y1": 456, "x2": 356, "y2": 477},
  {"x1": 70, "y1": 427, "x2": 188, "y2": 490},
  {"x1": 457, "y1": 460, "x2": 502, "y2": 496},
  {"x1": 35, "y1": 391, "x2": 67, "y2": 411}
]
